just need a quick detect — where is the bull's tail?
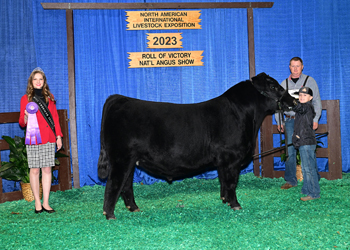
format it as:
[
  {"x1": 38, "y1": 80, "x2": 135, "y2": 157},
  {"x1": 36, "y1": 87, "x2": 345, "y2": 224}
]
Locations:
[
  {"x1": 98, "y1": 144, "x2": 109, "y2": 179},
  {"x1": 98, "y1": 98, "x2": 112, "y2": 179},
  {"x1": 98, "y1": 95, "x2": 130, "y2": 179}
]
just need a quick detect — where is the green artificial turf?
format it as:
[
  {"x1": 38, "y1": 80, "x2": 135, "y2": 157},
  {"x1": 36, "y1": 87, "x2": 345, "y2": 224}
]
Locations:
[{"x1": 1, "y1": 173, "x2": 349, "y2": 249}]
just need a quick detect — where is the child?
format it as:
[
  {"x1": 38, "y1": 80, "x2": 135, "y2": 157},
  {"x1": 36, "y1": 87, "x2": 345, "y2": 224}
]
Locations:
[{"x1": 292, "y1": 86, "x2": 321, "y2": 201}]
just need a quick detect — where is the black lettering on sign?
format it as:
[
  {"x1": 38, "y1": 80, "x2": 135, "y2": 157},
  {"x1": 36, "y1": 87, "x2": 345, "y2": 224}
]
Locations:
[{"x1": 153, "y1": 36, "x2": 177, "y2": 46}]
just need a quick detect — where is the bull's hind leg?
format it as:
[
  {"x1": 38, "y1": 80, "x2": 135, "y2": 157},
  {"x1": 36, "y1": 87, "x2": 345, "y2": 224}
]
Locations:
[
  {"x1": 103, "y1": 161, "x2": 135, "y2": 220},
  {"x1": 120, "y1": 166, "x2": 140, "y2": 212},
  {"x1": 103, "y1": 175, "x2": 120, "y2": 220}
]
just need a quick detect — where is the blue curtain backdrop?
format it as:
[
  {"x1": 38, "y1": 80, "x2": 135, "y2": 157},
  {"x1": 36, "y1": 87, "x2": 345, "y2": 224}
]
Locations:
[{"x1": 1, "y1": 0, "x2": 350, "y2": 191}]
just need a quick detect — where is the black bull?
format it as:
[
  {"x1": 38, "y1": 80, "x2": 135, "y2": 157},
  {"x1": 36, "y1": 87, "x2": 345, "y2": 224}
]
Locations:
[{"x1": 98, "y1": 72, "x2": 296, "y2": 220}]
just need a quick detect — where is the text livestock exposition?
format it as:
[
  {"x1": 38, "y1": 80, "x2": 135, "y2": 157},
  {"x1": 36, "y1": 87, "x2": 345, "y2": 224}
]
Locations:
[{"x1": 126, "y1": 11, "x2": 201, "y2": 30}]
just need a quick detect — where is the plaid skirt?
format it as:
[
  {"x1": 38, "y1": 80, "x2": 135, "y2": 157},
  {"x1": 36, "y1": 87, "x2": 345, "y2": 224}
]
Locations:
[{"x1": 26, "y1": 142, "x2": 55, "y2": 168}]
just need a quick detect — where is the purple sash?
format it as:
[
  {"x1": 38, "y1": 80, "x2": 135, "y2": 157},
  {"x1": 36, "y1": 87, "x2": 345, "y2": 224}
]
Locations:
[{"x1": 25, "y1": 102, "x2": 42, "y2": 145}]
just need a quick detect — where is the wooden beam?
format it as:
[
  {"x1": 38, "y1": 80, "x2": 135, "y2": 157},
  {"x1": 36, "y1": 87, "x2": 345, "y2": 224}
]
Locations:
[
  {"x1": 56, "y1": 110, "x2": 72, "y2": 191},
  {"x1": 247, "y1": 8, "x2": 256, "y2": 78},
  {"x1": 42, "y1": 2, "x2": 274, "y2": 10},
  {"x1": 247, "y1": 7, "x2": 260, "y2": 176},
  {"x1": 66, "y1": 9, "x2": 80, "y2": 188},
  {"x1": 0, "y1": 112, "x2": 20, "y2": 123},
  {"x1": 325, "y1": 100, "x2": 342, "y2": 180}
]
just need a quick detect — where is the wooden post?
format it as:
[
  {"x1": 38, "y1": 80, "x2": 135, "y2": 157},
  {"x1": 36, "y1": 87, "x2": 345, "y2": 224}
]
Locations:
[
  {"x1": 247, "y1": 7, "x2": 260, "y2": 177},
  {"x1": 66, "y1": 9, "x2": 80, "y2": 188}
]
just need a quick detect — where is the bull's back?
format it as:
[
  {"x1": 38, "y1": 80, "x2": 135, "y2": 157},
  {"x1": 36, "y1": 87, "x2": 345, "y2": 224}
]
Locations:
[
  {"x1": 101, "y1": 93, "x2": 254, "y2": 150},
  {"x1": 102, "y1": 94, "x2": 223, "y2": 136}
]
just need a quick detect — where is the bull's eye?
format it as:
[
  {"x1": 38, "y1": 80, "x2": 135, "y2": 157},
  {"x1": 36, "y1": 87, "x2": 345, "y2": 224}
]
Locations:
[{"x1": 270, "y1": 86, "x2": 275, "y2": 90}]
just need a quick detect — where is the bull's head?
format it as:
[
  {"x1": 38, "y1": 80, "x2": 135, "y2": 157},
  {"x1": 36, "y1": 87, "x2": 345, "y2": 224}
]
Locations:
[{"x1": 252, "y1": 72, "x2": 297, "y2": 111}]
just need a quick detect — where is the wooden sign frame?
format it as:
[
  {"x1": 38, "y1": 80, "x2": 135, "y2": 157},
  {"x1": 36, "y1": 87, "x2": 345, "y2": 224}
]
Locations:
[{"x1": 41, "y1": 2, "x2": 274, "y2": 188}]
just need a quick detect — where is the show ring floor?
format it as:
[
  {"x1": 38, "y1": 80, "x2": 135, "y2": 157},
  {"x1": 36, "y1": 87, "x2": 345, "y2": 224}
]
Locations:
[{"x1": 0, "y1": 173, "x2": 349, "y2": 249}]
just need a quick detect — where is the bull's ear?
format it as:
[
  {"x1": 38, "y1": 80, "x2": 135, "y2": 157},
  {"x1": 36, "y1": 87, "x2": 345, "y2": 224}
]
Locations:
[
  {"x1": 256, "y1": 72, "x2": 268, "y2": 80},
  {"x1": 258, "y1": 72, "x2": 267, "y2": 78},
  {"x1": 252, "y1": 72, "x2": 264, "y2": 83}
]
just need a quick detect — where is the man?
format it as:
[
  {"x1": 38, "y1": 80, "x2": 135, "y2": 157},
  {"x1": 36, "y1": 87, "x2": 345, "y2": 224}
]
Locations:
[{"x1": 276, "y1": 57, "x2": 322, "y2": 189}]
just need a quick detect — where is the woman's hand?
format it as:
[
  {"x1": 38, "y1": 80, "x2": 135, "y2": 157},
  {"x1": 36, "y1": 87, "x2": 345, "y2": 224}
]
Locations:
[
  {"x1": 56, "y1": 136, "x2": 62, "y2": 150},
  {"x1": 24, "y1": 110, "x2": 28, "y2": 124}
]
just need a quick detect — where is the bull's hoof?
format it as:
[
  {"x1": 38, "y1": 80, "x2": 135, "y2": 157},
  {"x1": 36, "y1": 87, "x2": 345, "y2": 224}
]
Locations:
[
  {"x1": 126, "y1": 206, "x2": 140, "y2": 212},
  {"x1": 106, "y1": 214, "x2": 116, "y2": 220},
  {"x1": 232, "y1": 206, "x2": 242, "y2": 211}
]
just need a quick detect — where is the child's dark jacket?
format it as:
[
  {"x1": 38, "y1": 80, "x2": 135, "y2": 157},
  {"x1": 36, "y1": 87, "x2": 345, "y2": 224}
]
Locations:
[{"x1": 292, "y1": 101, "x2": 317, "y2": 149}]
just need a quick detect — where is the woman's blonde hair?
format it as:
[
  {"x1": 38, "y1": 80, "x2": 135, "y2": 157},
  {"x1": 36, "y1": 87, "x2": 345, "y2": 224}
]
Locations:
[{"x1": 26, "y1": 68, "x2": 55, "y2": 103}]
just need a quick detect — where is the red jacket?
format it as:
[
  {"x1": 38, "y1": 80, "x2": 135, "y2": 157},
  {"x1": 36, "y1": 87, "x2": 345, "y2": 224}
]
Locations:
[{"x1": 19, "y1": 94, "x2": 63, "y2": 144}]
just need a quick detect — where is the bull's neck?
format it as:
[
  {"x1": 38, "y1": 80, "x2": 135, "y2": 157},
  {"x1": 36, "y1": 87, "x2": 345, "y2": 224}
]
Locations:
[{"x1": 253, "y1": 97, "x2": 276, "y2": 136}]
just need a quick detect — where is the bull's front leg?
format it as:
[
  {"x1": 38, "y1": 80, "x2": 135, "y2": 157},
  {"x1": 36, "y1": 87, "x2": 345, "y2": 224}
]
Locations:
[
  {"x1": 219, "y1": 164, "x2": 242, "y2": 210},
  {"x1": 217, "y1": 166, "x2": 228, "y2": 203}
]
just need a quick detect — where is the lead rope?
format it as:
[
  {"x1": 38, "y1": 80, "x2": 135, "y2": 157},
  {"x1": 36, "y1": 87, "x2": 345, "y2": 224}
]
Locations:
[
  {"x1": 277, "y1": 104, "x2": 288, "y2": 160},
  {"x1": 283, "y1": 78, "x2": 289, "y2": 160},
  {"x1": 252, "y1": 132, "x2": 328, "y2": 158}
]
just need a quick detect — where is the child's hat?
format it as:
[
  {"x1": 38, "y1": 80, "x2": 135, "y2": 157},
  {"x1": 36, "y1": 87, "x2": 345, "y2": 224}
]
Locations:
[{"x1": 298, "y1": 86, "x2": 313, "y2": 96}]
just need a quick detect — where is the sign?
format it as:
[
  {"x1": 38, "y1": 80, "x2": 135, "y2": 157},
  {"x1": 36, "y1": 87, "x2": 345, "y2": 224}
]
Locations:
[
  {"x1": 147, "y1": 33, "x2": 183, "y2": 48},
  {"x1": 128, "y1": 51, "x2": 204, "y2": 68},
  {"x1": 126, "y1": 11, "x2": 201, "y2": 30}
]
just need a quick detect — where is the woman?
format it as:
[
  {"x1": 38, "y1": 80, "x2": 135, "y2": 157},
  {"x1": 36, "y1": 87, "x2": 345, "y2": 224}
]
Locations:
[{"x1": 19, "y1": 67, "x2": 63, "y2": 213}]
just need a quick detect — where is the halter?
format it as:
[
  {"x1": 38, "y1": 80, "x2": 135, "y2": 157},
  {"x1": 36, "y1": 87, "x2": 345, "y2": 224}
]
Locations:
[
  {"x1": 255, "y1": 87, "x2": 296, "y2": 159},
  {"x1": 258, "y1": 88, "x2": 290, "y2": 111}
]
